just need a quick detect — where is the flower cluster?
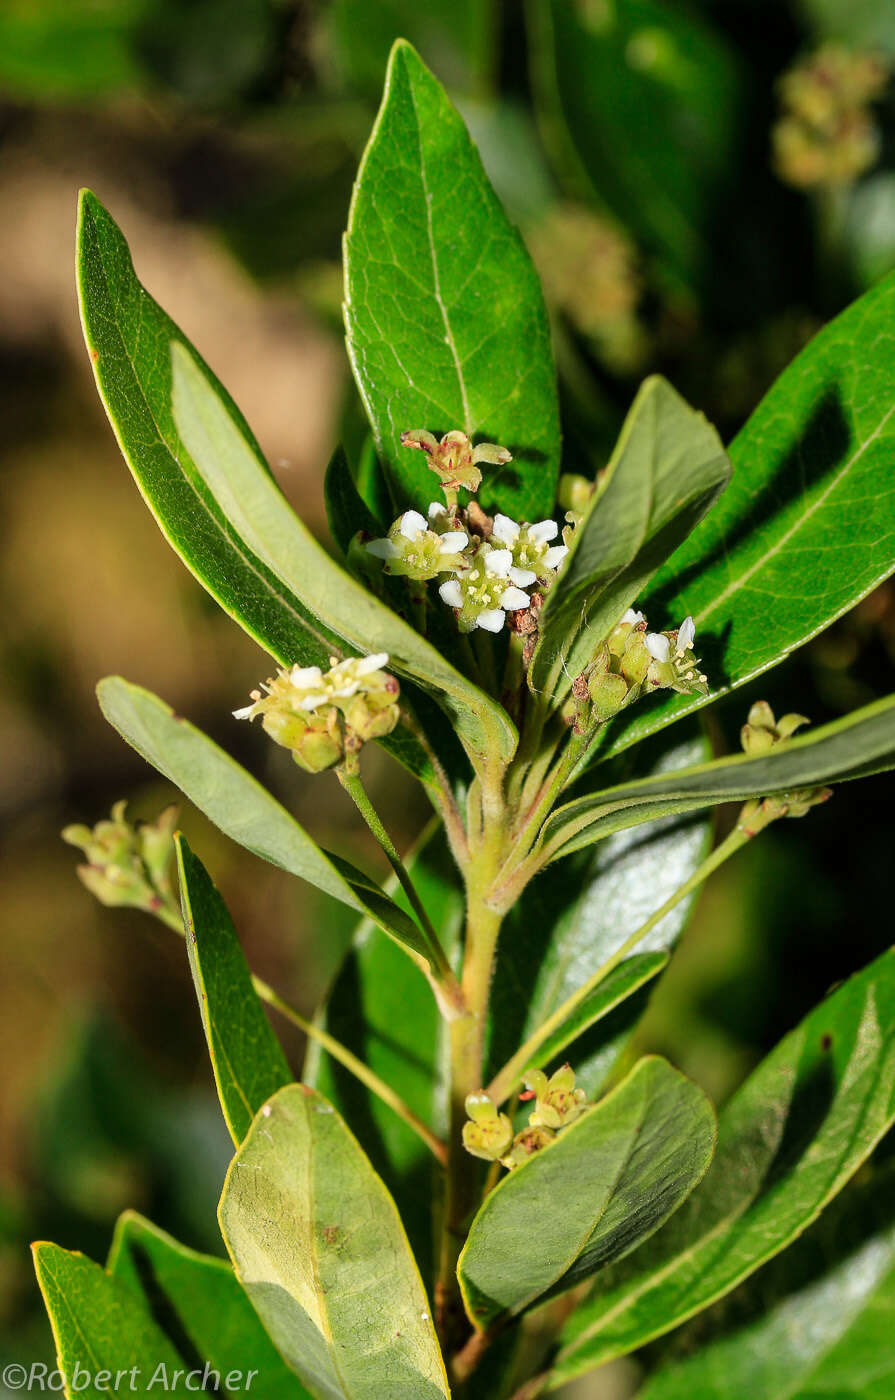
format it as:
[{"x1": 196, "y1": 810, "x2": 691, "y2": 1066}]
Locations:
[
  {"x1": 462, "y1": 1064, "x2": 588, "y2": 1172},
  {"x1": 234, "y1": 654, "x2": 400, "y2": 774},
  {"x1": 737, "y1": 701, "x2": 832, "y2": 834},
  {"x1": 62, "y1": 801, "x2": 180, "y2": 924},
  {"x1": 773, "y1": 43, "x2": 888, "y2": 188},
  {"x1": 572, "y1": 608, "x2": 707, "y2": 733}
]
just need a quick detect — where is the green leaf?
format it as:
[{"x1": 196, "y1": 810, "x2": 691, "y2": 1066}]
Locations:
[
  {"x1": 551, "y1": 946, "x2": 895, "y2": 1386},
  {"x1": 218, "y1": 1084, "x2": 450, "y2": 1400},
  {"x1": 597, "y1": 268, "x2": 895, "y2": 764},
  {"x1": 306, "y1": 823, "x2": 464, "y2": 1283},
  {"x1": 324, "y1": 446, "x2": 385, "y2": 558},
  {"x1": 488, "y1": 729, "x2": 711, "y2": 1096},
  {"x1": 169, "y1": 338, "x2": 516, "y2": 767},
  {"x1": 636, "y1": 1162, "x2": 895, "y2": 1400},
  {"x1": 458, "y1": 1056, "x2": 715, "y2": 1331},
  {"x1": 97, "y1": 676, "x2": 435, "y2": 971},
  {"x1": 107, "y1": 1211, "x2": 312, "y2": 1400},
  {"x1": 544, "y1": 692, "x2": 895, "y2": 861},
  {"x1": 77, "y1": 188, "x2": 337, "y2": 673},
  {"x1": 344, "y1": 39, "x2": 561, "y2": 520},
  {"x1": 33, "y1": 1242, "x2": 190, "y2": 1392},
  {"x1": 175, "y1": 836, "x2": 292, "y2": 1145},
  {"x1": 530, "y1": 376, "x2": 730, "y2": 704},
  {"x1": 529, "y1": 0, "x2": 738, "y2": 287}
]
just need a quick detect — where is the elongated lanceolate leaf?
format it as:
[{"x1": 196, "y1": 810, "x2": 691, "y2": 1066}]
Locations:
[
  {"x1": 458, "y1": 1056, "x2": 715, "y2": 1331},
  {"x1": 543, "y1": 692, "x2": 895, "y2": 861},
  {"x1": 108, "y1": 1212, "x2": 312, "y2": 1400},
  {"x1": 97, "y1": 677, "x2": 435, "y2": 970},
  {"x1": 551, "y1": 946, "x2": 895, "y2": 1387},
  {"x1": 344, "y1": 39, "x2": 561, "y2": 520},
  {"x1": 638, "y1": 1164, "x2": 895, "y2": 1400},
  {"x1": 306, "y1": 822, "x2": 463, "y2": 1283},
  {"x1": 595, "y1": 266, "x2": 895, "y2": 765},
  {"x1": 170, "y1": 339, "x2": 516, "y2": 766},
  {"x1": 33, "y1": 1243, "x2": 191, "y2": 1392},
  {"x1": 176, "y1": 837, "x2": 291, "y2": 1144},
  {"x1": 530, "y1": 377, "x2": 730, "y2": 704},
  {"x1": 219, "y1": 1084, "x2": 450, "y2": 1400}
]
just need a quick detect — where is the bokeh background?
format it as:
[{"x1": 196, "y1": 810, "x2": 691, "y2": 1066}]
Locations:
[{"x1": 2, "y1": 1, "x2": 895, "y2": 1395}]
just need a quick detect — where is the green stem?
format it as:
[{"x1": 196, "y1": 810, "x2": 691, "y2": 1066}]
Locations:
[
  {"x1": 487, "y1": 825, "x2": 749, "y2": 1105},
  {"x1": 153, "y1": 903, "x2": 448, "y2": 1165},
  {"x1": 399, "y1": 708, "x2": 469, "y2": 871},
  {"x1": 474, "y1": 627, "x2": 499, "y2": 695},
  {"x1": 337, "y1": 768, "x2": 462, "y2": 1006}
]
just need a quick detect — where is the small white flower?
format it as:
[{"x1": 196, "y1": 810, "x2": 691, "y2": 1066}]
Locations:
[
  {"x1": 646, "y1": 632, "x2": 671, "y2": 662},
  {"x1": 438, "y1": 543, "x2": 534, "y2": 632},
  {"x1": 621, "y1": 608, "x2": 646, "y2": 626},
  {"x1": 492, "y1": 515, "x2": 566, "y2": 583},
  {"x1": 366, "y1": 509, "x2": 467, "y2": 579},
  {"x1": 676, "y1": 616, "x2": 696, "y2": 654}
]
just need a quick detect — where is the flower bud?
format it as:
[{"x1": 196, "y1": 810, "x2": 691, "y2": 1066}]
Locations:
[
  {"x1": 587, "y1": 669, "x2": 630, "y2": 721},
  {"x1": 500, "y1": 1125, "x2": 556, "y2": 1171},
  {"x1": 461, "y1": 1092, "x2": 514, "y2": 1162},
  {"x1": 62, "y1": 801, "x2": 180, "y2": 924},
  {"x1": 524, "y1": 1064, "x2": 587, "y2": 1131}
]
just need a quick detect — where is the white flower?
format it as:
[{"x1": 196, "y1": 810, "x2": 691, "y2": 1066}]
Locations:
[
  {"x1": 438, "y1": 543, "x2": 533, "y2": 633},
  {"x1": 365, "y1": 510, "x2": 468, "y2": 579},
  {"x1": 492, "y1": 513, "x2": 568, "y2": 583},
  {"x1": 646, "y1": 632, "x2": 671, "y2": 662},
  {"x1": 234, "y1": 654, "x2": 391, "y2": 720}
]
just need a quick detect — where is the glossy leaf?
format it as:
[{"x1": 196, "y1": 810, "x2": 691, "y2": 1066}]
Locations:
[
  {"x1": 219, "y1": 1084, "x2": 450, "y2": 1400},
  {"x1": 170, "y1": 339, "x2": 516, "y2": 766},
  {"x1": 77, "y1": 189, "x2": 336, "y2": 671},
  {"x1": 458, "y1": 1056, "x2": 715, "y2": 1331},
  {"x1": 324, "y1": 446, "x2": 385, "y2": 557},
  {"x1": 596, "y1": 267, "x2": 895, "y2": 765},
  {"x1": 97, "y1": 677, "x2": 434, "y2": 968},
  {"x1": 529, "y1": 0, "x2": 738, "y2": 286},
  {"x1": 344, "y1": 39, "x2": 561, "y2": 520},
  {"x1": 552, "y1": 946, "x2": 895, "y2": 1386},
  {"x1": 530, "y1": 376, "x2": 730, "y2": 703},
  {"x1": 544, "y1": 692, "x2": 895, "y2": 861},
  {"x1": 306, "y1": 823, "x2": 463, "y2": 1282},
  {"x1": 108, "y1": 1211, "x2": 312, "y2": 1400},
  {"x1": 488, "y1": 730, "x2": 711, "y2": 1097},
  {"x1": 33, "y1": 1242, "x2": 190, "y2": 1391},
  {"x1": 638, "y1": 1163, "x2": 895, "y2": 1400},
  {"x1": 176, "y1": 836, "x2": 291, "y2": 1145}
]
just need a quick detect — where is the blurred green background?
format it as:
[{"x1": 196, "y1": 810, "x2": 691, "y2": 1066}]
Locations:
[{"x1": 2, "y1": 2, "x2": 895, "y2": 1395}]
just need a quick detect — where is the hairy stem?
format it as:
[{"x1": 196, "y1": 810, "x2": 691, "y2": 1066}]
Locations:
[{"x1": 487, "y1": 824, "x2": 750, "y2": 1105}]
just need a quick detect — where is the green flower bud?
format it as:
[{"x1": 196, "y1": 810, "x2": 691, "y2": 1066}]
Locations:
[
  {"x1": 587, "y1": 669, "x2": 630, "y2": 721},
  {"x1": 740, "y1": 701, "x2": 809, "y2": 755},
  {"x1": 461, "y1": 1092, "x2": 514, "y2": 1162},
  {"x1": 524, "y1": 1064, "x2": 587, "y2": 1131},
  {"x1": 62, "y1": 801, "x2": 180, "y2": 924}
]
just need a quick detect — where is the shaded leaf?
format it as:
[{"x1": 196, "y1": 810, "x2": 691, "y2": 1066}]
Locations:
[
  {"x1": 219, "y1": 1084, "x2": 450, "y2": 1400},
  {"x1": 458, "y1": 1056, "x2": 715, "y2": 1331},
  {"x1": 108, "y1": 1211, "x2": 312, "y2": 1400},
  {"x1": 97, "y1": 677, "x2": 434, "y2": 970},
  {"x1": 344, "y1": 39, "x2": 561, "y2": 520},
  {"x1": 170, "y1": 339, "x2": 516, "y2": 766},
  {"x1": 530, "y1": 376, "x2": 730, "y2": 704},
  {"x1": 544, "y1": 692, "x2": 895, "y2": 861},
  {"x1": 176, "y1": 836, "x2": 292, "y2": 1145},
  {"x1": 552, "y1": 946, "x2": 895, "y2": 1385}
]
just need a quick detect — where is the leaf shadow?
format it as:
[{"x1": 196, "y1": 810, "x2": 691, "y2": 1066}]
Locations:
[
  {"x1": 123, "y1": 1240, "x2": 216, "y2": 1385},
  {"x1": 648, "y1": 386, "x2": 851, "y2": 615}
]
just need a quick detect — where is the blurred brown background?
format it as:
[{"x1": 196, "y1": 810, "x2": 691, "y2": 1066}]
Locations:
[{"x1": 2, "y1": 2, "x2": 895, "y2": 1395}]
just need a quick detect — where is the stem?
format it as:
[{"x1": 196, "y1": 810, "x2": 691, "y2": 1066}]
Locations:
[
  {"x1": 492, "y1": 728, "x2": 589, "y2": 907},
  {"x1": 153, "y1": 904, "x2": 448, "y2": 1165},
  {"x1": 398, "y1": 708, "x2": 469, "y2": 871},
  {"x1": 337, "y1": 768, "x2": 462, "y2": 1005},
  {"x1": 254, "y1": 975, "x2": 447, "y2": 1165},
  {"x1": 474, "y1": 627, "x2": 499, "y2": 695},
  {"x1": 487, "y1": 825, "x2": 749, "y2": 1105}
]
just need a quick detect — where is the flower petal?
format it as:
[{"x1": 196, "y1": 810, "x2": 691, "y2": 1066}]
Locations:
[
  {"x1": 492, "y1": 513, "x2": 520, "y2": 544},
  {"x1": 485, "y1": 548, "x2": 513, "y2": 576},
  {"x1": 297, "y1": 692, "x2": 329, "y2": 711},
  {"x1": 439, "y1": 579, "x2": 463, "y2": 609},
  {"x1": 509, "y1": 566, "x2": 537, "y2": 587},
  {"x1": 440, "y1": 531, "x2": 468, "y2": 554},
  {"x1": 646, "y1": 633, "x2": 671, "y2": 662},
  {"x1": 677, "y1": 616, "x2": 696, "y2": 652},
  {"x1": 542, "y1": 545, "x2": 568, "y2": 569},
  {"x1": 427, "y1": 501, "x2": 447, "y2": 520},
  {"x1": 399, "y1": 509, "x2": 427, "y2": 540},
  {"x1": 356, "y1": 652, "x2": 389, "y2": 675},
  {"x1": 366, "y1": 538, "x2": 398, "y2": 558},
  {"x1": 290, "y1": 665, "x2": 323, "y2": 687},
  {"x1": 232, "y1": 704, "x2": 255, "y2": 720},
  {"x1": 500, "y1": 586, "x2": 532, "y2": 612},
  {"x1": 621, "y1": 608, "x2": 645, "y2": 625},
  {"x1": 529, "y1": 519, "x2": 559, "y2": 543},
  {"x1": 476, "y1": 608, "x2": 506, "y2": 632}
]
